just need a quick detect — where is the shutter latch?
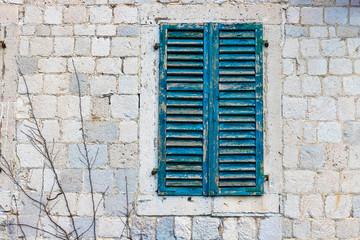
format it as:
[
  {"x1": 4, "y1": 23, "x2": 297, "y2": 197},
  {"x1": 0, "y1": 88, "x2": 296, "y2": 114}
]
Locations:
[
  {"x1": 151, "y1": 168, "x2": 158, "y2": 175},
  {"x1": 262, "y1": 174, "x2": 269, "y2": 182},
  {"x1": 262, "y1": 40, "x2": 269, "y2": 48},
  {"x1": 0, "y1": 41, "x2": 6, "y2": 49}
]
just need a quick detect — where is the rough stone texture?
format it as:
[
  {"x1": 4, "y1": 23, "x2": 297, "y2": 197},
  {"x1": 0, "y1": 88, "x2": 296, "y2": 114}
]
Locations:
[
  {"x1": 312, "y1": 219, "x2": 336, "y2": 239},
  {"x1": 192, "y1": 217, "x2": 220, "y2": 240},
  {"x1": 156, "y1": 217, "x2": 175, "y2": 240},
  {"x1": 258, "y1": 217, "x2": 281, "y2": 240},
  {"x1": 300, "y1": 194, "x2": 324, "y2": 218},
  {"x1": 174, "y1": 217, "x2": 191, "y2": 240},
  {"x1": 300, "y1": 145, "x2": 325, "y2": 169},
  {"x1": 85, "y1": 121, "x2": 118, "y2": 143}
]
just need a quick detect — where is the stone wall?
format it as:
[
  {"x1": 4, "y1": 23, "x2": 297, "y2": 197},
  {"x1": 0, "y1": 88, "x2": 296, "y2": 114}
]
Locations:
[{"x1": 0, "y1": 0, "x2": 360, "y2": 239}]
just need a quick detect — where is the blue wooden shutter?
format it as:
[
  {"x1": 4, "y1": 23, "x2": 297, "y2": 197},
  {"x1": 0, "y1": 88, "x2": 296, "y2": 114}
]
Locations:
[
  {"x1": 158, "y1": 24, "x2": 209, "y2": 195},
  {"x1": 209, "y1": 23, "x2": 264, "y2": 196},
  {"x1": 158, "y1": 23, "x2": 263, "y2": 196}
]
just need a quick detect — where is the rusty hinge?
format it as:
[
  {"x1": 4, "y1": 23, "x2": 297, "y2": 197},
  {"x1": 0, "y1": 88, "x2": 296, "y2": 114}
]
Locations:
[
  {"x1": 151, "y1": 168, "x2": 158, "y2": 175},
  {"x1": 262, "y1": 40, "x2": 269, "y2": 48},
  {"x1": 262, "y1": 174, "x2": 269, "y2": 182},
  {"x1": 0, "y1": 41, "x2": 6, "y2": 49},
  {"x1": 154, "y1": 43, "x2": 161, "y2": 50}
]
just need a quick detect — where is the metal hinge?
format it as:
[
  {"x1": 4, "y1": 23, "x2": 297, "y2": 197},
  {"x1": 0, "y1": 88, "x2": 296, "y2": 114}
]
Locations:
[
  {"x1": 151, "y1": 168, "x2": 158, "y2": 175},
  {"x1": 261, "y1": 40, "x2": 269, "y2": 48},
  {"x1": 0, "y1": 41, "x2": 6, "y2": 49},
  {"x1": 154, "y1": 43, "x2": 161, "y2": 50}
]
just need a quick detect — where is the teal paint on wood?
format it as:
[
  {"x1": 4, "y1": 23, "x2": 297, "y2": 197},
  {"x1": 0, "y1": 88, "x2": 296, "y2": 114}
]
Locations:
[{"x1": 158, "y1": 23, "x2": 264, "y2": 196}]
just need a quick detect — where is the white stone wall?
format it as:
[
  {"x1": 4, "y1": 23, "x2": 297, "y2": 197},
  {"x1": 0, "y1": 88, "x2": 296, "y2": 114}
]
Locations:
[{"x1": 0, "y1": 0, "x2": 359, "y2": 239}]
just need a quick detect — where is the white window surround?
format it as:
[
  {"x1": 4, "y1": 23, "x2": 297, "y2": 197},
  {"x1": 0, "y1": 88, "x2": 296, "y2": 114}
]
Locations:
[{"x1": 136, "y1": 4, "x2": 283, "y2": 216}]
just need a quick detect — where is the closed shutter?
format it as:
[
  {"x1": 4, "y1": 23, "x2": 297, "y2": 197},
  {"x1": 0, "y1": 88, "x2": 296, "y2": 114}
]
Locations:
[
  {"x1": 210, "y1": 24, "x2": 263, "y2": 195},
  {"x1": 158, "y1": 23, "x2": 263, "y2": 196},
  {"x1": 158, "y1": 24, "x2": 208, "y2": 195}
]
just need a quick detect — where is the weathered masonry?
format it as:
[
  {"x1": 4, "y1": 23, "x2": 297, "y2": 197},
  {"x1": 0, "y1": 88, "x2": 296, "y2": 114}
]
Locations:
[{"x1": 0, "y1": 0, "x2": 360, "y2": 239}]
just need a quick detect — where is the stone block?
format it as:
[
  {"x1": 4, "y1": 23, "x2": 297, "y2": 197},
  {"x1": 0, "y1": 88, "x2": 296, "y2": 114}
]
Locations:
[
  {"x1": 97, "y1": 58, "x2": 122, "y2": 74},
  {"x1": 119, "y1": 121, "x2": 138, "y2": 142},
  {"x1": 117, "y1": 25, "x2": 139, "y2": 36},
  {"x1": 156, "y1": 217, "x2": 175, "y2": 240},
  {"x1": 284, "y1": 194, "x2": 299, "y2": 218},
  {"x1": 96, "y1": 25, "x2": 117, "y2": 36},
  {"x1": 192, "y1": 217, "x2": 220, "y2": 240},
  {"x1": 344, "y1": 76, "x2": 360, "y2": 95},
  {"x1": 104, "y1": 193, "x2": 134, "y2": 217},
  {"x1": 300, "y1": 39, "x2": 320, "y2": 57},
  {"x1": 341, "y1": 170, "x2": 360, "y2": 193},
  {"x1": 68, "y1": 144, "x2": 108, "y2": 167},
  {"x1": 19, "y1": 57, "x2": 36, "y2": 74},
  {"x1": 75, "y1": 37, "x2": 91, "y2": 56},
  {"x1": 282, "y1": 97, "x2": 307, "y2": 119},
  {"x1": 318, "y1": 122, "x2": 342, "y2": 143},
  {"x1": 312, "y1": 220, "x2": 336, "y2": 239},
  {"x1": 90, "y1": 75, "x2": 117, "y2": 95},
  {"x1": 57, "y1": 95, "x2": 90, "y2": 119},
  {"x1": 63, "y1": 6, "x2": 87, "y2": 23},
  {"x1": 24, "y1": 5, "x2": 42, "y2": 24},
  {"x1": 41, "y1": 119, "x2": 60, "y2": 142},
  {"x1": 92, "y1": 97, "x2": 110, "y2": 119},
  {"x1": 35, "y1": 25, "x2": 50, "y2": 36},
  {"x1": 111, "y1": 95, "x2": 139, "y2": 119},
  {"x1": 85, "y1": 121, "x2": 118, "y2": 143},
  {"x1": 258, "y1": 217, "x2": 281, "y2": 240},
  {"x1": 89, "y1": 6, "x2": 112, "y2": 23},
  {"x1": 309, "y1": 26, "x2": 328, "y2": 37},
  {"x1": 284, "y1": 170, "x2": 315, "y2": 194},
  {"x1": 109, "y1": 143, "x2": 138, "y2": 168},
  {"x1": 32, "y1": 95, "x2": 57, "y2": 118},
  {"x1": 325, "y1": 195, "x2": 352, "y2": 218},
  {"x1": 283, "y1": 145, "x2": 298, "y2": 168},
  {"x1": 61, "y1": 120, "x2": 82, "y2": 142},
  {"x1": 85, "y1": 169, "x2": 113, "y2": 193},
  {"x1": 322, "y1": 76, "x2": 342, "y2": 96},
  {"x1": 282, "y1": 59, "x2": 294, "y2": 75},
  {"x1": 59, "y1": 169, "x2": 83, "y2": 192},
  {"x1": 131, "y1": 216, "x2": 156, "y2": 240},
  {"x1": 316, "y1": 170, "x2": 340, "y2": 194},
  {"x1": 338, "y1": 97, "x2": 355, "y2": 120},
  {"x1": 286, "y1": 6, "x2": 299, "y2": 23},
  {"x1": 119, "y1": 76, "x2": 139, "y2": 94},
  {"x1": 38, "y1": 58, "x2": 67, "y2": 73},
  {"x1": 349, "y1": 145, "x2": 360, "y2": 168},
  {"x1": 322, "y1": 39, "x2": 346, "y2": 57},
  {"x1": 347, "y1": 38, "x2": 360, "y2": 56},
  {"x1": 77, "y1": 193, "x2": 103, "y2": 216},
  {"x1": 44, "y1": 74, "x2": 69, "y2": 94},
  {"x1": 329, "y1": 58, "x2": 352, "y2": 74},
  {"x1": 70, "y1": 73, "x2": 88, "y2": 95},
  {"x1": 301, "y1": 7, "x2": 323, "y2": 24},
  {"x1": 123, "y1": 57, "x2": 139, "y2": 75},
  {"x1": 98, "y1": 218, "x2": 125, "y2": 238},
  {"x1": 282, "y1": 38, "x2": 299, "y2": 58},
  {"x1": 293, "y1": 220, "x2": 310, "y2": 239},
  {"x1": 17, "y1": 144, "x2": 43, "y2": 168},
  {"x1": 111, "y1": 37, "x2": 140, "y2": 57},
  {"x1": 30, "y1": 37, "x2": 53, "y2": 56},
  {"x1": 114, "y1": 6, "x2": 138, "y2": 23},
  {"x1": 44, "y1": 6, "x2": 62, "y2": 24},
  {"x1": 52, "y1": 26, "x2": 73, "y2": 36},
  {"x1": 336, "y1": 220, "x2": 359, "y2": 239},
  {"x1": 302, "y1": 76, "x2": 321, "y2": 96},
  {"x1": 300, "y1": 194, "x2": 324, "y2": 218},
  {"x1": 353, "y1": 195, "x2": 360, "y2": 217},
  {"x1": 350, "y1": 7, "x2": 360, "y2": 24},
  {"x1": 174, "y1": 217, "x2": 191, "y2": 240},
  {"x1": 307, "y1": 58, "x2": 327, "y2": 75},
  {"x1": 338, "y1": 26, "x2": 360, "y2": 37},
  {"x1": 304, "y1": 121, "x2": 317, "y2": 143},
  {"x1": 300, "y1": 145, "x2": 325, "y2": 169},
  {"x1": 74, "y1": 25, "x2": 96, "y2": 36},
  {"x1": 68, "y1": 57, "x2": 95, "y2": 73},
  {"x1": 92, "y1": 38, "x2": 110, "y2": 57},
  {"x1": 344, "y1": 122, "x2": 360, "y2": 144},
  {"x1": 54, "y1": 37, "x2": 74, "y2": 56},
  {"x1": 115, "y1": 168, "x2": 138, "y2": 193},
  {"x1": 308, "y1": 97, "x2": 336, "y2": 120},
  {"x1": 325, "y1": 7, "x2": 348, "y2": 24},
  {"x1": 238, "y1": 217, "x2": 256, "y2": 240},
  {"x1": 285, "y1": 25, "x2": 308, "y2": 37},
  {"x1": 326, "y1": 144, "x2": 348, "y2": 169},
  {"x1": 18, "y1": 74, "x2": 43, "y2": 95}
]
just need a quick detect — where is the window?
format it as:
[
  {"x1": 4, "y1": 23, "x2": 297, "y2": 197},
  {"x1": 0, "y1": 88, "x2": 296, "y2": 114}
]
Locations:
[{"x1": 158, "y1": 23, "x2": 264, "y2": 196}]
